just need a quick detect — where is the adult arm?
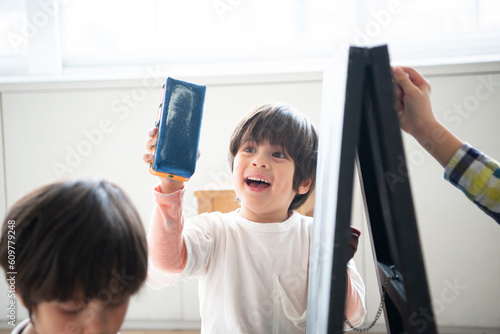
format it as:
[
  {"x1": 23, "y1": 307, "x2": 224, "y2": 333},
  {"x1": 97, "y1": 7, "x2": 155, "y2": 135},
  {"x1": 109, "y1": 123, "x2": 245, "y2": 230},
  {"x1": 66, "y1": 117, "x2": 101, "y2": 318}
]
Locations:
[
  {"x1": 393, "y1": 66, "x2": 463, "y2": 167},
  {"x1": 444, "y1": 143, "x2": 500, "y2": 223}
]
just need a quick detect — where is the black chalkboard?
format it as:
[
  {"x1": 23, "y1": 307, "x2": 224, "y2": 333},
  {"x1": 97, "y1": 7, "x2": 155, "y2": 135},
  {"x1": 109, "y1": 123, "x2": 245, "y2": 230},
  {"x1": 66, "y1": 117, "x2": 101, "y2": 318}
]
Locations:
[{"x1": 306, "y1": 45, "x2": 438, "y2": 334}]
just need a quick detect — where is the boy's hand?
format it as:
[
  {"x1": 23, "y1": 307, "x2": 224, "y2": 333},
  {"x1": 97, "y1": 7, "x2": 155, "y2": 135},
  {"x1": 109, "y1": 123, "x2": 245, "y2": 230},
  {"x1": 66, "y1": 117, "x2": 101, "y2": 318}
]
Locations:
[
  {"x1": 143, "y1": 127, "x2": 185, "y2": 194},
  {"x1": 143, "y1": 127, "x2": 158, "y2": 165},
  {"x1": 349, "y1": 227, "x2": 361, "y2": 261},
  {"x1": 392, "y1": 66, "x2": 437, "y2": 143}
]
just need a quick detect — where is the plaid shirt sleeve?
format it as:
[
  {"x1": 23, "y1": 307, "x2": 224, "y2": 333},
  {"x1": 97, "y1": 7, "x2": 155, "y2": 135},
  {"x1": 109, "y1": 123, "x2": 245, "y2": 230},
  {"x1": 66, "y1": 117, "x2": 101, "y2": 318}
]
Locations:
[{"x1": 444, "y1": 142, "x2": 500, "y2": 224}]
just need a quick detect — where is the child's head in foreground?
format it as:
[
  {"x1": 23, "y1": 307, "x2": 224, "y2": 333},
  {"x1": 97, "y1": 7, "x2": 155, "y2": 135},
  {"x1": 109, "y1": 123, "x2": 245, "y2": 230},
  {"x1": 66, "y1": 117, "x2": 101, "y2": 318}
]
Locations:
[
  {"x1": 229, "y1": 103, "x2": 318, "y2": 215},
  {"x1": 0, "y1": 178, "x2": 147, "y2": 334}
]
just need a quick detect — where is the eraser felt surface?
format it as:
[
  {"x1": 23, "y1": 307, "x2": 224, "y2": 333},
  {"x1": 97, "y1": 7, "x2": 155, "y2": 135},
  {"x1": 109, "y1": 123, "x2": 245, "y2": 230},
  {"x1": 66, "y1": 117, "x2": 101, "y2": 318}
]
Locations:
[{"x1": 151, "y1": 77, "x2": 206, "y2": 179}]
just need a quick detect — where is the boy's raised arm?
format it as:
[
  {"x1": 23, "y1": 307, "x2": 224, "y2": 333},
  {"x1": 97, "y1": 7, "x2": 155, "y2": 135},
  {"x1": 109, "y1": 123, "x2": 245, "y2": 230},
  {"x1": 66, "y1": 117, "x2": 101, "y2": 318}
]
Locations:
[
  {"x1": 148, "y1": 185, "x2": 188, "y2": 273},
  {"x1": 144, "y1": 127, "x2": 188, "y2": 273}
]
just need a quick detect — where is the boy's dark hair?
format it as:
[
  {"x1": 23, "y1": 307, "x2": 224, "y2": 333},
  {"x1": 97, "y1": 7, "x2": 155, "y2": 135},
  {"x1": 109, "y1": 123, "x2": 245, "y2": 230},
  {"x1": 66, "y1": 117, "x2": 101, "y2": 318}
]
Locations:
[
  {"x1": 0, "y1": 179, "x2": 147, "y2": 316},
  {"x1": 229, "y1": 103, "x2": 318, "y2": 210}
]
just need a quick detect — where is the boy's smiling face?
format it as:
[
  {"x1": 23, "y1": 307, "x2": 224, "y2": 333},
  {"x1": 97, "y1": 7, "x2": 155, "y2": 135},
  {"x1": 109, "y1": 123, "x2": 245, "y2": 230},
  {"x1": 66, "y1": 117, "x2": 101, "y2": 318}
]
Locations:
[{"x1": 233, "y1": 140, "x2": 311, "y2": 223}]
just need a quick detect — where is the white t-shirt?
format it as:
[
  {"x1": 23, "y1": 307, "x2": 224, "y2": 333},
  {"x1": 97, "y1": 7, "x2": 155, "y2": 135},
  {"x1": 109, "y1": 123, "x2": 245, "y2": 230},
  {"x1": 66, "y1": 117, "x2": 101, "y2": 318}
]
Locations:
[
  {"x1": 148, "y1": 188, "x2": 366, "y2": 333},
  {"x1": 11, "y1": 318, "x2": 30, "y2": 334}
]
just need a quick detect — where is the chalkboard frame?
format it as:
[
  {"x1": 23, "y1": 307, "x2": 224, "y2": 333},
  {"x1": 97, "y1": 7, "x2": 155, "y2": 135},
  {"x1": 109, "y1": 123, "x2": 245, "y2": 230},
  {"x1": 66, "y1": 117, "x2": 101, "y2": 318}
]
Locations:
[{"x1": 306, "y1": 45, "x2": 438, "y2": 334}]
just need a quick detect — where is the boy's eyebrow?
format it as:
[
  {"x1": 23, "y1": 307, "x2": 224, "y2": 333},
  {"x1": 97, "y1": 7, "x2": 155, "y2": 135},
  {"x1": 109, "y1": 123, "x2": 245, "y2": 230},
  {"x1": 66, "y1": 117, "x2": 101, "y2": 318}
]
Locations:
[
  {"x1": 239, "y1": 140, "x2": 257, "y2": 148},
  {"x1": 269, "y1": 143, "x2": 284, "y2": 149},
  {"x1": 57, "y1": 299, "x2": 86, "y2": 306},
  {"x1": 61, "y1": 292, "x2": 83, "y2": 301},
  {"x1": 57, "y1": 288, "x2": 91, "y2": 304},
  {"x1": 269, "y1": 143, "x2": 289, "y2": 153},
  {"x1": 241, "y1": 139, "x2": 256, "y2": 144}
]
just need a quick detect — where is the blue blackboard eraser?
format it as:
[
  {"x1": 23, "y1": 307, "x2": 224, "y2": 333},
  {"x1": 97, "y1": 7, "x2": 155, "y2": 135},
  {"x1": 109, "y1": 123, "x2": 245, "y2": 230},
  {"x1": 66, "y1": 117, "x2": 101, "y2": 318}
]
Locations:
[{"x1": 150, "y1": 77, "x2": 206, "y2": 182}]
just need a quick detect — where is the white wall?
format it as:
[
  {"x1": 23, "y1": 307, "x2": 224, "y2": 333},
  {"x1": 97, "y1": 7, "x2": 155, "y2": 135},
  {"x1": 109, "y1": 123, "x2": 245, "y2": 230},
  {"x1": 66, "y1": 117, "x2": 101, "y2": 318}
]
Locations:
[{"x1": 0, "y1": 64, "x2": 499, "y2": 332}]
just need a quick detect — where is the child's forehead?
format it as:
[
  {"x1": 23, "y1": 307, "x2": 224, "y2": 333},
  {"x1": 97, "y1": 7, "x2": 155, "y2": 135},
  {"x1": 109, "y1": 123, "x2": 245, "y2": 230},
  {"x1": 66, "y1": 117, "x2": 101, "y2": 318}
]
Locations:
[
  {"x1": 240, "y1": 139, "x2": 287, "y2": 150},
  {"x1": 56, "y1": 290, "x2": 129, "y2": 304}
]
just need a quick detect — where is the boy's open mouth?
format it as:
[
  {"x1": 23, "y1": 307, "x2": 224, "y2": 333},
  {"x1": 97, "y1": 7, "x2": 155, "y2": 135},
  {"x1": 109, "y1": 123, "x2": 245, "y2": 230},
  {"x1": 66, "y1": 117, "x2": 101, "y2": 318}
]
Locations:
[{"x1": 245, "y1": 177, "x2": 271, "y2": 189}]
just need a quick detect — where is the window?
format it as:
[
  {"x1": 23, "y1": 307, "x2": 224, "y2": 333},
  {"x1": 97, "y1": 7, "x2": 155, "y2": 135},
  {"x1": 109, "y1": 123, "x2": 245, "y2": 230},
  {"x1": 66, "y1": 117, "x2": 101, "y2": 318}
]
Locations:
[
  {"x1": 356, "y1": 0, "x2": 500, "y2": 63},
  {"x1": 1, "y1": 0, "x2": 499, "y2": 76},
  {"x1": 59, "y1": 0, "x2": 357, "y2": 67},
  {"x1": 0, "y1": 0, "x2": 29, "y2": 74}
]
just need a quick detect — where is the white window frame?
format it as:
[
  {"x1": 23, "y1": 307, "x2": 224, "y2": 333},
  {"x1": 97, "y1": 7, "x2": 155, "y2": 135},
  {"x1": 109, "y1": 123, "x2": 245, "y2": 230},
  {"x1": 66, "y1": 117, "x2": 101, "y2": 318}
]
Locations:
[{"x1": 1, "y1": 0, "x2": 500, "y2": 78}]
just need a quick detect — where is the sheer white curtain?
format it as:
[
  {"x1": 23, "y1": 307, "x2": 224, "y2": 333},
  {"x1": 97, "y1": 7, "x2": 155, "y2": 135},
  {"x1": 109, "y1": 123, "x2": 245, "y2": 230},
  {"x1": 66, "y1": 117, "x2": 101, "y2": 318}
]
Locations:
[{"x1": 1, "y1": 0, "x2": 499, "y2": 75}]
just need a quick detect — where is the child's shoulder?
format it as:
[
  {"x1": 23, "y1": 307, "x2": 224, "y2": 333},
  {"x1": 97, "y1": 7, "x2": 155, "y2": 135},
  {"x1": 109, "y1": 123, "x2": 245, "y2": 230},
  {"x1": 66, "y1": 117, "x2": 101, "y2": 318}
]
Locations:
[
  {"x1": 292, "y1": 211, "x2": 314, "y2": 228},
  {"x1": 292, "y1": 210, "x2": 313, "y2": 221}
]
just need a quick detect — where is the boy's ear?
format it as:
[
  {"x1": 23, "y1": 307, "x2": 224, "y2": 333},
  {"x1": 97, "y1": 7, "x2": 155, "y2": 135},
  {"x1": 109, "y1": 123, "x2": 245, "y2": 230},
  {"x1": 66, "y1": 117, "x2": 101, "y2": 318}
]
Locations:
[{"x1": 297, "y1": 178, "x2": 313, "y2": 195}]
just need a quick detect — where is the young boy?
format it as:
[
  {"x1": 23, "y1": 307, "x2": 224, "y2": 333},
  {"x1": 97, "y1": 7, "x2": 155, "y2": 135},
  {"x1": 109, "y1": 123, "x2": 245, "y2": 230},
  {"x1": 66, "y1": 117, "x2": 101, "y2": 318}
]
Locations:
[
  {"x1": 0, "y1": 179, "x2": 148, "y2": 334},
  {"x1": 144, "y1": 103, "x2": 366, "y2": 332},
  {"x1": 393, "y1": 66, "x2": 500, "y2": 224}
]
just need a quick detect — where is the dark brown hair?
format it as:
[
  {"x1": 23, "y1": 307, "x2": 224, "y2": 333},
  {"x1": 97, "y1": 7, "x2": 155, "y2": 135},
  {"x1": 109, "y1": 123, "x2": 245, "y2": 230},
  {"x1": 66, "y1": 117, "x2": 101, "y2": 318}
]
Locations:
[
  {"x1": 229, "y1": 103, "x2": 318, "y2": 210},
  {"x1": 0, "y1": 179, "x2": 147, "y2": 316}
]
